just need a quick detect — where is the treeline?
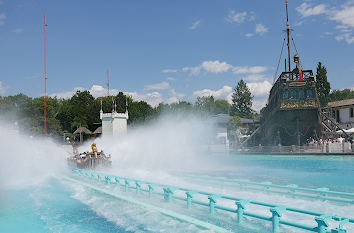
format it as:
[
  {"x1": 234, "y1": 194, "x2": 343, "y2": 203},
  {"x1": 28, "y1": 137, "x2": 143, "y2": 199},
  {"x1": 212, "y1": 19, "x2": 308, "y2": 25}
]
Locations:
[{"x1": 0, "y1": 91, "x2": 232, "y2": 136}]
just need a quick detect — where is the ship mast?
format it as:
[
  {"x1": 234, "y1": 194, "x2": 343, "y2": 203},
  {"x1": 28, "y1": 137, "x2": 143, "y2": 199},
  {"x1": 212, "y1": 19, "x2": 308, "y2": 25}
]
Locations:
[{"x1": 286, "y1": 0, "x2": 291, "y2": 72}]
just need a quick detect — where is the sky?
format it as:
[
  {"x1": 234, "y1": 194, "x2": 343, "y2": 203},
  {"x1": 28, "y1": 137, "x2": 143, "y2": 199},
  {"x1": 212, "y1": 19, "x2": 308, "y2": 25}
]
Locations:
[{"x1": 0, "y1": 0, "x2": 354, "y2": 111}]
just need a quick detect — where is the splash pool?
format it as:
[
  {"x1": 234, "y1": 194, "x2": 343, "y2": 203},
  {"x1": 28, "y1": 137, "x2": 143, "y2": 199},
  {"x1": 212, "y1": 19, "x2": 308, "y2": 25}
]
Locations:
[{"x1": 1, "y1": 154, "x2": 353, "y2": 233}]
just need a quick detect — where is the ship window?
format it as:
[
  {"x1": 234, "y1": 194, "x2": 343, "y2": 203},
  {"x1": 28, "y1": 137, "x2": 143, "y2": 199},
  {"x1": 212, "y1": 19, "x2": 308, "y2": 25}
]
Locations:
[
  {"x1": 290, "y1": 89, "x2": 297, "y2": 99},
  {"x1": 350, "y1": 108, "x2": 354, "y2": 118},
  {"x1": 282, "y1": 90, "x2": 289, "y2": 99},
  {"x1": 299, "y1": 89, "x2": 305, "y2": 99},
  {"x1": 306, "y1": 89, "x2": 314, "y2": 98}
]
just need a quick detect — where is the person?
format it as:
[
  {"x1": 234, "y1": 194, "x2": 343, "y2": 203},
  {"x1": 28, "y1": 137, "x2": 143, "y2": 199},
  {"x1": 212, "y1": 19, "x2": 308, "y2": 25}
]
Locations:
[{"x1": 91, "y1": 142, "x2": 98, "y2": 152}]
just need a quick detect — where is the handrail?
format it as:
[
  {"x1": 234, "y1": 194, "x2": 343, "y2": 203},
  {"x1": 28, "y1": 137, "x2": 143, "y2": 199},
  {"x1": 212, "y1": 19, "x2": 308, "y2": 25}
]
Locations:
[
  {"x1": 178, "y1": 173, "x2": 354, "y2": 204},
  {"x1": 70, "y1": 168, "x2": 354, "y2": 233}
]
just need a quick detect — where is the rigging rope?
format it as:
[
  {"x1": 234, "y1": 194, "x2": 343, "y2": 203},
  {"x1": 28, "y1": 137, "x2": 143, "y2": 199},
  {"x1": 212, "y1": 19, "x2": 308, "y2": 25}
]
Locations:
[
  {"x1": 290, "y1": 31, "x2": 304, "y2": 68},
  {"x1": 273, "y1": 37, "x2": 286, "y2": 84}
]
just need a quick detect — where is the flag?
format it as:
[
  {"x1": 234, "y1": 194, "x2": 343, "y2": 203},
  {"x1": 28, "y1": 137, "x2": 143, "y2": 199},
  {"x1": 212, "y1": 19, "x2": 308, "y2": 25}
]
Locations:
[{"x1": 299, "y1": 65, "x2": 303, "y2": 81}]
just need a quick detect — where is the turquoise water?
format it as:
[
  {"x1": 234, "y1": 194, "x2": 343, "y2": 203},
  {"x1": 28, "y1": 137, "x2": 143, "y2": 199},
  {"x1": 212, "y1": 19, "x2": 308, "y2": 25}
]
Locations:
[{"x1": 1, "y1": 155, "x2": 353, "y2": 233}]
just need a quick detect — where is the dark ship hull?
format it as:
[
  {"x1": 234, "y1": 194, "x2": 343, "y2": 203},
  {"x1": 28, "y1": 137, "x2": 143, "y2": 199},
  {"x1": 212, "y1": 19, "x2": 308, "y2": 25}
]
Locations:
[{"x1": 250, "y1": 71, "x2": 322, "y2": 146}]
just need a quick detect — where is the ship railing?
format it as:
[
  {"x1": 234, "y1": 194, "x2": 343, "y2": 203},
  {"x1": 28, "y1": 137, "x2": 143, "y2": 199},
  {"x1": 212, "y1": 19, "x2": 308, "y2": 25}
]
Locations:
[{"x1": 70, "y1": 168, "x2": 354, "y2": 233}]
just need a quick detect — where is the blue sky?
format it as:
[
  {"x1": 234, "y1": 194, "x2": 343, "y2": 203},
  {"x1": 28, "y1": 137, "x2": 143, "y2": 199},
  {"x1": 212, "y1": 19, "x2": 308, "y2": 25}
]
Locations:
[{"x1": 0, "y1": 0, "x2": 354, "y2": 111}]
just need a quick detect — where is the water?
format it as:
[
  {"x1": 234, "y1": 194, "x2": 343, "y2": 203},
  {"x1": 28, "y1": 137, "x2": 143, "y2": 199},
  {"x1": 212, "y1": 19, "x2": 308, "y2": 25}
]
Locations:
[
  {"x1": 0, "y1": 118, "x2": 353, "y2": 233},
  {"x1": 1, "y1": 155, "x2": 353, "y2": 233}
]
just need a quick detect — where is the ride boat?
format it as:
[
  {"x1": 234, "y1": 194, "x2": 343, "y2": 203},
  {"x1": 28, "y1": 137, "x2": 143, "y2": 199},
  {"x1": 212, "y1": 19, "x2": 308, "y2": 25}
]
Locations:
[{"x1": 67, "y1": 142, "x2": 112, "y2": 169}]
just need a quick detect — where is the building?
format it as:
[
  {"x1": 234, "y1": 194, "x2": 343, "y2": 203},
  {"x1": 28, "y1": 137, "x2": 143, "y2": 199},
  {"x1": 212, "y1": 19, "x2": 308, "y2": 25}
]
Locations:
[
  {"x1": 100, "y1": 104, "x2": 128, "y2": 137},
  {"x1": 211, "y1": 114, "x2": 259, "y2": 149},
  {"x1": 328, "y1": 98, "x2": 354, "y2": 130}
]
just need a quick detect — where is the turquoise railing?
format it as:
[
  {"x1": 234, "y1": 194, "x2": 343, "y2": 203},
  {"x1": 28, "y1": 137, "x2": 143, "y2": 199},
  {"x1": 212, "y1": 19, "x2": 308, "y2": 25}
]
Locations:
[
  {"x1": 177, "y1": 173, "x2": 354, "y2": 204},
  {"x1": 71, "y1": 168, "x2": 353, "y2": 233}
]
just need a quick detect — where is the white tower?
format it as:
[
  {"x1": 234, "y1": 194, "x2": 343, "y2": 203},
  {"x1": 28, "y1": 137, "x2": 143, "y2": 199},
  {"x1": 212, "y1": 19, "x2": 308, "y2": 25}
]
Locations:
[{"x1": 100, "y1": 100, "x2": 128, "y2": 137}]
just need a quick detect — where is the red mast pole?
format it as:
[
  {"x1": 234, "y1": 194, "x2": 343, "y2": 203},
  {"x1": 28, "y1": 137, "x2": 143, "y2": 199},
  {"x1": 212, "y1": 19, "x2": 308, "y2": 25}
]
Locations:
[{"x1": 44, "y1": 14, "x2": 47, "y2": 136}]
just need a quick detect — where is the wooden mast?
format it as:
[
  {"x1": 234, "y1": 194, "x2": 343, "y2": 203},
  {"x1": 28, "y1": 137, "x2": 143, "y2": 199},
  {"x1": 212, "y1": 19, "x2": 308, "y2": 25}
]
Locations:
[{"x1": 286, "y1": 0, "x2": 291, "y2": 72}]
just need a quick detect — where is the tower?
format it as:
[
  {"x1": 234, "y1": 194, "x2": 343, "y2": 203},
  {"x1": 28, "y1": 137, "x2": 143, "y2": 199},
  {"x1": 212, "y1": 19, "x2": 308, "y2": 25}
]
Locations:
[{"x1": 100, "y1": 99, "x2": 129, "y2": 137}]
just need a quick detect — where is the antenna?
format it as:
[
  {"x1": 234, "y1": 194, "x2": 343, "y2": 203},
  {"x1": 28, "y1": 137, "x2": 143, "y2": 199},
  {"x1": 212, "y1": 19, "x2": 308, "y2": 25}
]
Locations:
[
  {"x1": 285, "y1": 0, "x2": 291, "y2": 72},
  {"x1": 43, "y1": 13, "x2": 48, "y2": 136},
  {"x1": 107, "y1": 68, "x2": 109, "y2": 97}
]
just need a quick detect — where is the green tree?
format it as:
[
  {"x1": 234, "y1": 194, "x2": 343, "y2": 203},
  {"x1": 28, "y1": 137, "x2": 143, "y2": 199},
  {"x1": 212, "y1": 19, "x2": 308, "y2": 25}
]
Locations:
[
  {"x1": 231, "y1": 79, "x2": 253, "y2": 118},
  {"x1": 128, "y1": 100, "x2": 154, "y2": 125},
  {"x1": 214, "y1": 99, "x2": 230, "y2": 114},
  {"x1": 328, "y1": 89, "x2": 354, "y2": 102},
  {"x1": 315, "y1": 62, "x2": 331, "y2": 107},
  {"x1": 115, "y1": 92, "x2": 128, "y2": 113},
  {"x1": 195, "y1": 96, "x2": 215, "y2": 115}
]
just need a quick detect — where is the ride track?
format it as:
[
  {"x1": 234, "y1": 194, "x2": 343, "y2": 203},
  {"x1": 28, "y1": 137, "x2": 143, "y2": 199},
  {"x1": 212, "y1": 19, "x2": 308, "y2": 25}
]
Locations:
[{"x1": 63, "y1": 168, "x2": 353, "y2": 233}]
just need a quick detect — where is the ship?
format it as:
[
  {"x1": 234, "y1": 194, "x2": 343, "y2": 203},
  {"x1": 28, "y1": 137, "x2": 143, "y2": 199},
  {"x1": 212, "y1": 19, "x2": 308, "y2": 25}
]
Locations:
[
  {"x1": 245, "y1": 0, "x2": 322, "y2": 147},
  {"x1": 67, "y1": 142, "x2": 112, "y2": 169}
]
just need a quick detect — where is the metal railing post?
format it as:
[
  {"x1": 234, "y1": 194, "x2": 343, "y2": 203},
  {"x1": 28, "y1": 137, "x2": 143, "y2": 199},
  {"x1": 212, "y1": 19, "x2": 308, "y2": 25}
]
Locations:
[
  {"x1": 115, "y1": 177, "x2": 120, "y2": 185},
  {"x1": 163, "y1": 187, "x2": 175, "y2": 202},
  {"x1": 148, "y1": 184, "x2": 155, "y2": 198},
  {"x1": 270, "y1": 206, "x2": 286, "y2": 233},
  {"x1": 124, "y1": 179, "x2": 130, "y2": 192},
  {"x1": 208, "y1": 195, "x2": 220, "y2": 215},
  {"x1": 186, "y1": 191, "x2": 197, "y2": 209},
  {"x1": 315, "y1": 215, "x2": 331, "y2": 233},
  {"x1": 136, "y1": 181, "x2": 141, "y2": 194},
  {"x1": 235, "y1": 199, "x2": 250, "y2": 224}
]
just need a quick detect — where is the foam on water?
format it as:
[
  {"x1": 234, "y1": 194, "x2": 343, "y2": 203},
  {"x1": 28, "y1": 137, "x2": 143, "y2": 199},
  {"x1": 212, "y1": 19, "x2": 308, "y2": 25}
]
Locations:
[{"x1": 1, "y1": 115, "x2": 353, "y2": 232}]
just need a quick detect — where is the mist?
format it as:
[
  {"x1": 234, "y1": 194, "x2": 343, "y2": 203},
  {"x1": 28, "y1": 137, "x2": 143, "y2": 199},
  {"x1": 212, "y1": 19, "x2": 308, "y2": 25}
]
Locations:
[
  {"x1": 0, "y1": 122, "x2": 68, "y2": 190},
  {"x1": 80, "y1": 113, "x2": 220, "y2": 173}
]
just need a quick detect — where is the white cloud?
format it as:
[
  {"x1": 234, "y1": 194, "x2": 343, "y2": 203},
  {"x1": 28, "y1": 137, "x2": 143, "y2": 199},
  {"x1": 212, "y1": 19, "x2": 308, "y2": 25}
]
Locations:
[
  {"x1": 243, "y1": 74, "x2": 266, "y2": 81},
  {"x1": 335, "y1": 33, "x2": 354, "y2": 44},
  {"x1": 162, "y1": 69, "x2": 178, "y2": 73},
  {"x1": 166, "y1": 77, "x2": 175, "y2": 81},
  {"x1": 49, "y1": 87, "x2": 85, "y2": 99},
  {"x1": 295, "y1": 2, "x2": 354, "y2": 44},
  {"x1": 0, "y1": 81, "x2": 6, "y2": 95},
  {"x1": 193, "y1": 86, "x2": 233, "y2": 103},
  {"x1": 183, "y1": 60, "x2": 232, "y2": 76},
  {"x1": 49, "y1": 85, "x2": 121, "y2": 99},
  {"x1": 296, "y1": 3, "x2": 327, "y2": 17},
  {"x1": 201, "y1": 60, "x2": 232, "y2": 73},
  {"x1": 330, "y1": 5, "x2": 354, "y2": 28},
  {"x1": 226, "y1": 10, "x2": 247, "y2": 23},
  {"x1": 245, "y1": 33, "x2": 254, "y2": 37},
  {"x1": 247, "y1": 80, "x2": 272, "y2": 97},
  {"x1": 189, "y1": 20, "x2": 201, "y2": 30},
  {"x1": 144, "y1": 81, "x2": 170, "y2": 91},
  {"x1": 255, "y1": 24, "x2": 268, "y2": 35},
  {"x1": 232, "y1": 66, "x2": 267, "y2": 74},
  {"x1": 0, "y1": 13, "x2": 6, "y2": 26},
  {"x1": 183, "y1": 60, "x2": 267, "y2": 76},
  {"x1": 192, "y1": 84, "x2": 269, "y2": 112},
  {"x1": 182, "y1": 66, "x2": 202, "y2": 76},
  {"x1": 12, "y1": 28, "x2": 24, "y2": 33}
]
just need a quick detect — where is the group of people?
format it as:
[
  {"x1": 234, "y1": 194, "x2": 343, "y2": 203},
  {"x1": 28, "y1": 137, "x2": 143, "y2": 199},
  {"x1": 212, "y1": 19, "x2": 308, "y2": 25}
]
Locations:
[{"x1": 307, "y1": 136, "x2": 354, "y2": 145}]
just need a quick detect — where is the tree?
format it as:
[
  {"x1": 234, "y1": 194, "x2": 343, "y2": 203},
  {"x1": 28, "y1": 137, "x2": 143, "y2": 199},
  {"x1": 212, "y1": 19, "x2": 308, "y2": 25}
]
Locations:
[
  {"x1": 231, "y1": 79, "x2": 253, "y2": 118},
  {"x1": 315, "y1": 62, "x2": 331, "y2": 107},
  {"x1": 328, "y1": 89, "x2": 354, "y2": 102},
  {"x1": 214, "y1": 99, "x2": 230, "y2": 114},
  {"x1": 195, "y1": 96, "x2": 215, "y2": 115},
  {"x1": 128, "y1": 100, "x2": 154, "y2": 125}
]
